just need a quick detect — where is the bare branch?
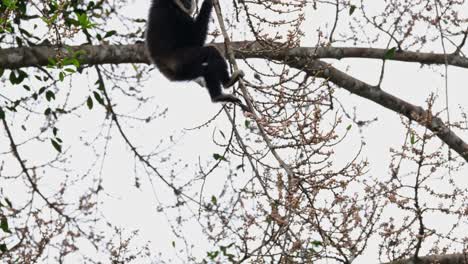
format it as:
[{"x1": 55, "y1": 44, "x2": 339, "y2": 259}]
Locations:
[
  {"x1": 384, "y1": 253, "x2": 468, "y2": 264},
  {"x1": 1, "y1": 43, "x2": 467, "y2": 162},
  {"x1": 283, "y1": 58, "x2": 468, "y2": 162},
  {"x1": 2, "y1": 43, "x2": 468, "y2": 69}
]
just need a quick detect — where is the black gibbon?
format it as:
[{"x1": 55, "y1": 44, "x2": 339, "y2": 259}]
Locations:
[{"x1": 145, "y1": 0, "x2": 247, "y2": 110}]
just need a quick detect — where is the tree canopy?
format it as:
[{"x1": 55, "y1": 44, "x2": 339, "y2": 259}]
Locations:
[{"x1": 0, "y1": 0, "x2": 467, "y2": 263}]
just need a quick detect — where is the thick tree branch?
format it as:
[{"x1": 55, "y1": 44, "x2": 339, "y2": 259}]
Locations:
[
  {"x1": 290, "y1": 46, "x2": 468, "y2": 68},
  {"x1": 1, "y1": 42, "x2": 468, "y2": 69},
  {"x1": 282, "y1": 58, "x2": 468, "y2": 162},
  {"x1": 0, "y1": 44, "x2": 149, "y2": 69},
  {"x1": 384, "y1": 253, "x2": 467, "y2": 264},
  {"x1": 0, "y1": 43, "x2": 467, "y2": 161},
  {"x1": 229, "y1": 42, "x2": 468, "y2": 68}
]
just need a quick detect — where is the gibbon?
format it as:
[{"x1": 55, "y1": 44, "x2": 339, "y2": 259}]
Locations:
[{"x1": 145, "y1": 0, "x2": 247, "y2": 109}]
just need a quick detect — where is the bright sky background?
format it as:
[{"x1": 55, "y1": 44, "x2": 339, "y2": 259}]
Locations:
[
  {"x1": 95, "y1": 1, "x2": 468, "y2": 262},
  {"x1": 1, "y1": 0, "x2": 467, "y2": 263}
]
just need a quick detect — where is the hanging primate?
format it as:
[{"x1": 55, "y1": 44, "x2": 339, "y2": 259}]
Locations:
[{"x1": 145, "y1": 0, "x2": 247, "y2": 110}]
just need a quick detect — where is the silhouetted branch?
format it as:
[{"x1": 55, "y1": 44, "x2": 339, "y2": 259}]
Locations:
[
  {"x1": 384, "y1": 253, "x2": 467, "y2": 264},
  {"x1": 1, "y1": 43, "x2": 467, "y2": 162}
]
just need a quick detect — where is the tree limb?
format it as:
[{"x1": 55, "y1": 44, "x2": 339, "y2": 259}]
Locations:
[
  {"x1": 0, "y1": 43, "x2": 467, "y2": 162},
  {"x1": 282, "y1": 57, "x2": 468, "y2": 162},
  {"x1": 384, "y1": 253, "x2": 467, "y2": 264},
  {"x1": 2, "y1": 42, "x2": 468, "y2": 69}
]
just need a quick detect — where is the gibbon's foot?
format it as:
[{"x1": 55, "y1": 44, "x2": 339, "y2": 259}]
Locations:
[
  {"x1": 238, "y1": 102, "x2": 250, "y2": 112},
  {"x1": 212, "y1": 94, "x2": 251, "y2": 112},
  {"x1": 223, "y1": 70, "x2": 245, "y2": 88},
  {"x1": 212, "y1": 94, "x2": 242, "y2": 104}
]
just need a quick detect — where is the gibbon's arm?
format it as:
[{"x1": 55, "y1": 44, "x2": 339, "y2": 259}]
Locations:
[{"x1": 193, "y1": 0, "x2": 213, "y2": 46}]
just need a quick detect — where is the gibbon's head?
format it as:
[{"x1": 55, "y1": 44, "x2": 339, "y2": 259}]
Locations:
[{"x1": 173, "y1": 0, "x2": 196, "y2": 15}]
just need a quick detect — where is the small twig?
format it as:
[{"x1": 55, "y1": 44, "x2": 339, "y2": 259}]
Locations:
[
  {"x1": 2, "y1": 118, "x2": 70, "y2": 220},
  {"x1": 93, "y1": 65, "x2": 204, "y2": 207},
  {"x1": 212, "y1": 0, "x2": 296, "y2": 180}
]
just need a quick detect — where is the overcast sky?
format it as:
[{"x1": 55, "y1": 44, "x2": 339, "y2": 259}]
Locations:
[{"x1": 1, "y1": 0, "x2": 467, "y2": 263}]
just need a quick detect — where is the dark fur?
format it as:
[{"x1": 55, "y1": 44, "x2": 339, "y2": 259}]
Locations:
[{"x1": 145, "y1": 0, "x2": 245, "y2": 108}]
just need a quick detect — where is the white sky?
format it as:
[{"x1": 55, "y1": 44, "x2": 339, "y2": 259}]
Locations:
[
  {"x1": 1, "y1": 0, "x2": 467, "y2": 263},
  {"x1": 101, "y1": 1, "x2": 468, "y2": 262}
]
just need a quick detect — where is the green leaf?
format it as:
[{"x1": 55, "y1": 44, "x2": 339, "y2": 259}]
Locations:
[
  {"x1": 58, "y1": 71, "x2": 65, "y2": 81},
  {"x1": 311, "y1": 240, "x2": 322, "y2": 247},
  {"x1": 349, "y1": 5, "x2": 356, "y2": 15},
  {"x1": 44, "y1": 107, "x2": 51, "y2": 116},
  {"x1": 97, "y1": 82, "x2": 105, "y2": 91},
  {"x1": 0, "y1": 107, "x2": 5, "y2": 119},
  {"x1": 42, "y1": 12, "x2": 59, "y2": 25},
  {"x1": 62, "y1": 58, "x2": 80, "y2": 68},
  {"x1": 213, "y1": 153, "x2": 227, "y2": 162},
  {"x1": 45, "y1": 90, "x2": 55, "y2": 101},
  {"x1": 48, "y1": 1, "x2": 58, "y2": 12},
  {"x1": 104, "y1": 30, "x2": 117, "y2": 38},
  {"x1": 76, "y1": 12, "x2": 94, "y2": 29},
  {"x1": 9, "y1": 69, "x2": 28, "y2": 84},
  {"x1": 51, "y1": 139, "x2": 62, "y2": 152},
  {"x1": 171, "y1": 241, "x2": 176, "y2": 248},
  {"x1": 410, "y1": 133, "x2": 416, "y2": 145},
  {"x1": 207, "y1": 251, "x2": 219, "y2": 260},
  {"x1": 38, "y1": 87, "x2": 46, "y2": 94},
  {"x1": 47, "y1": 57, "x2": 57, "y2": 67},
  {"x1": 93, "y1": 91, "x2": 104, "y2": 105},
  {"x1": 211, "y1": 195, "x2": 217, "y2": 205},
  {"x1": 86, "y1": 96, "x2": 93, "y2": 109},
  {"x1": 384, "y1": 47, "x2": 397, "y2": 60},
  {"x1": 245, "y1": 120, "x2": 250, "y2": 128},
  {"x1": 0, "y1": 216, "x2": 10, "y2": 233},
  {"x1": 0, "y1": 243, "x2": 6, "y2": 253},
  {"x1": 346, "y1": 124, "x2": 352, "y2": 130},
  {"x1": 3, "y1": 0, "x2": 17, "y2": 9}
]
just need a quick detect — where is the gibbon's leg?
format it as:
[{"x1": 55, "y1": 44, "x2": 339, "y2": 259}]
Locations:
[
  {"x1": 222, "y1": 69, "x2": 245, "y2": 89},
  {"x1": 165, "y1": 46, "x2": 230, "y2": 83},
  {"x1": 200, "y1": 47, "x2": 242, "y2": 104},
  {"x1": 163, "y1": 48, "x2": 206, "y2": 81},
  {"x1": 166, "y1": 47, "x2": 248, "y2": 109},
  {"x1": 202, "y1": 46, "x2": 244, "y2": 89},
  {"x1": 167, "y1": 46, "x2": 244, "y2": 88},
  {"x1": 203, "y1": 70, "x2": 241, "y2": 104},
  {"x1": 201, "y1": 47, "x2": 248, "y2": 110}
]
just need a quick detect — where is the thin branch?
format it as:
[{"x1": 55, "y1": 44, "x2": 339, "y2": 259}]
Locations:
[
  {"x1": 281, "y1": 58, "x2": 468, "y2": 162},
  {"x1": 212, "y1": 0, "x2": 298, "y2": 189},
  {"x1": 1, "y1": 118, "x2": 70, "y2": 220}
]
